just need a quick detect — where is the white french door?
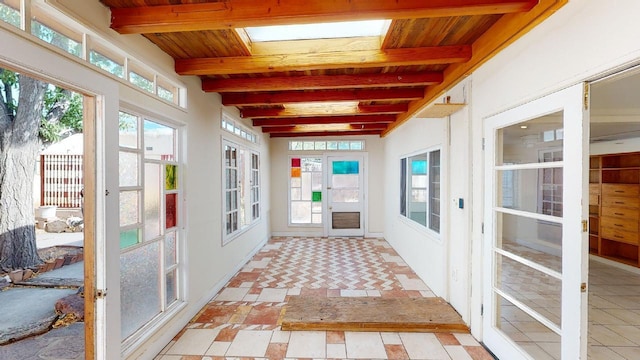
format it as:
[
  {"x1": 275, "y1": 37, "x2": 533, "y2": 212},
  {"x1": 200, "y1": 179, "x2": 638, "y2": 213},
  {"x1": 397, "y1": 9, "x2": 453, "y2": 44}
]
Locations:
[
  {"x1": 326, "y1": 155, "x2": 365, "y2": 237},
  {"x1": 483, "y1": 83, "x2": 589, "y2": 359}
]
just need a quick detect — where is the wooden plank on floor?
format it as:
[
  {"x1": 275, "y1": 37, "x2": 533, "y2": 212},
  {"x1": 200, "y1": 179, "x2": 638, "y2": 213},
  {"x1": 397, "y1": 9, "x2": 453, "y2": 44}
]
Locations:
[{"x1": 281, "y1": 296, "x2": 469, "y2": 333}]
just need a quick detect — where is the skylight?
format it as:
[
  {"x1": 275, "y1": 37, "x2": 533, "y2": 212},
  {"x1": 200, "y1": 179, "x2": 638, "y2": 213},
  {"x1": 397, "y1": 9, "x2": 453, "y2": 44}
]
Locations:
[{"x1": 245, "y1": 20, "x2": 389, "y2": 42}]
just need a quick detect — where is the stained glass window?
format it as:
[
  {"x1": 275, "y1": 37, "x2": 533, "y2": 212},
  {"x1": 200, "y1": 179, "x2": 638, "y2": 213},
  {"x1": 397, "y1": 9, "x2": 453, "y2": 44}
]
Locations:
[{"x1": 290, "y1": 157, "x2": 323, "y2": 224}]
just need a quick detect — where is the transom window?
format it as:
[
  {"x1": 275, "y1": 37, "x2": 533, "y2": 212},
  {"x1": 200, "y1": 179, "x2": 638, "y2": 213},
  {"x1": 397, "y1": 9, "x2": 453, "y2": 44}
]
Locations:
[{"x1": 289, "y1": 140, "x2": 364, "y2": 151}]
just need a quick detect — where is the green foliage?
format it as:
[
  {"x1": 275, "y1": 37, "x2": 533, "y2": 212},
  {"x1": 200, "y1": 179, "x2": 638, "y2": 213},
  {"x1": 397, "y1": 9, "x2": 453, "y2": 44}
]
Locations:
[{"x1": 1, "y1": 68, "x2": 83, "y2": 144}]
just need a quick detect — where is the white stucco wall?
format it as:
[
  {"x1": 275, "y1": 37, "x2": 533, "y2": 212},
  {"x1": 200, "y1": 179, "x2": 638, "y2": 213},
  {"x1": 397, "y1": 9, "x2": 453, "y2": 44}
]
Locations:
[{"x1": 383, "y1": 114, "x2": 448, "y2": 296}]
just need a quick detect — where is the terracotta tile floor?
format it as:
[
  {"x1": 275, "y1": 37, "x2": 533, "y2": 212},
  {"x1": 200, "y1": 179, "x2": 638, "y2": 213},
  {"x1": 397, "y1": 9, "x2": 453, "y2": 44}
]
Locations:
[{"x1": 155, "y1": 237, "x2": 494, "y2": 359}]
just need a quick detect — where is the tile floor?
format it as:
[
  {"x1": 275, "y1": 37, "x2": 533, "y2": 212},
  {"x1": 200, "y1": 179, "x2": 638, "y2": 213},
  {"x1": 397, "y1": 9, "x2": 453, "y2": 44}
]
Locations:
[{"x1": 155, "y1": 237, "x2": 494, "y2": 359}]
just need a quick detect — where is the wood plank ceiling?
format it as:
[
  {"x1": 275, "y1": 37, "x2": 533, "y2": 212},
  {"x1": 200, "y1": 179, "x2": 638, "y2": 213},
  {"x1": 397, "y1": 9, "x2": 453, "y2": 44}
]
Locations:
[{"x1": 101, "y1": 0, "x2": 566, "y2": 138}]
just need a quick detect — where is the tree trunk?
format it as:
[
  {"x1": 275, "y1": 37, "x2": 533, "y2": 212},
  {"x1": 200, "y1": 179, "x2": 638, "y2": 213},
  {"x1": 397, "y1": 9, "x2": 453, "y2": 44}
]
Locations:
[{"x1": 0, "y1": 75, "x2": 47, "y2": 271}]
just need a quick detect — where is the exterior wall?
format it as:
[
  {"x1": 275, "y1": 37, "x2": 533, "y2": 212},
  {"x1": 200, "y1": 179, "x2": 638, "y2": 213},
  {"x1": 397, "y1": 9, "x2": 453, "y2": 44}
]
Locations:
[
  {"x1": 383, "y1": 114, "x2": 448, "y2": 296},
  {"x1": 467, "y1": 0, "x2": 640, "y2": 339},
  {"x1": 269, "y1": 135, "x2": 385, "y2": 236}
]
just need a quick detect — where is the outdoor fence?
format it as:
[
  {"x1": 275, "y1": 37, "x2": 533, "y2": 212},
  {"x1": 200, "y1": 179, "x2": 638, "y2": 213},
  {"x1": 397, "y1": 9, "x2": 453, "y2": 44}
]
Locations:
[{"x1": 40, "y1": 154, "x2": 83, "y2": 208}]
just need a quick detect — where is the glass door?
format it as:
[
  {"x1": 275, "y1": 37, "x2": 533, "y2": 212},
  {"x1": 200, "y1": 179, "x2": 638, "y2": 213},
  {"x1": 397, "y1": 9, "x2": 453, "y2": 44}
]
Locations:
[
  {"x1": 483, "y1": 83, "x2": 589, "y2": 359},
  {"x1": 326, "y1": 155, "x2": 365, "y2": 236}
]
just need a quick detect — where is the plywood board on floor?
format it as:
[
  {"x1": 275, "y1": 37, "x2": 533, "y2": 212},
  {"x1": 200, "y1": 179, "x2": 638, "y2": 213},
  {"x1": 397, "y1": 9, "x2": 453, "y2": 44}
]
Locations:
[{"x1": 281, "y1": 296, "x2": 469, "y2": 333}]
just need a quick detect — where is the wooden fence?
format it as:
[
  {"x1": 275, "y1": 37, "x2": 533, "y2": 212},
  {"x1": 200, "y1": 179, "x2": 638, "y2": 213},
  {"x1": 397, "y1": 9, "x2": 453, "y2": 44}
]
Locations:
[{"x1": 40, "y1": 154, "x2": 83, "y2": 208}]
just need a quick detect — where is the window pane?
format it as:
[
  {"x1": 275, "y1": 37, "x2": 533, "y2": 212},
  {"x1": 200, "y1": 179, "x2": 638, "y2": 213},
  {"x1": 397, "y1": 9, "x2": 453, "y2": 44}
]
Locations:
[
  {"x1": 315, "y1": 141, "x2": 326, "y2": 150},
  {"x1": 496, "y1": 168, "x2": 562, "y2": 216},
  {"x1": 144, "y1": 120, "x2": 175, "y2": 161},
  {"x1": 130, "y1": 71, "x2": 153, "y2": 93},
  {"x1": 157, "y1": 85, "x2": 175, "y2": 102},
  {"x1": 145, "y1": 163, "x2": 161, "y2": 241},
  {"x1": 166, "y1": 193, "x2": 177, "y2": 229},
  {"x1": 0, "y1": 1, "x2": 20, "y2": 28},
  {"x1": 332, "y1": 189, "x2": 359, "y2": 203},
  {"x1": 119, "y1": 191, "x2": 139, "y2": 226},
  {"x1": 165, "y1": 231, "x2": 177, "y2": 267},
  {"x1": 119, "y1": 151, "x2": 139, "y2": 187},
  {"x1": 291, "y1": 202, "x2": 312, "y2": 223},
  {"x1": 120, "y1": 229, "x2": 140, "y2": 250},
  {"x1": 121, "y1": 242, "x2": 161, "y2": 340},
  {"x1": 333, "y1": 161, "x2": 359, "y2": 174},
  {"x1": 165, "y1": 165, "x2": 177, "y2": 190},
  {"x1": 31, "y1": 21, "x2": 81, "y2": 57},
  {"x1": 332, "y1": 174, "x2": 359, "y2": 189},
  {"x1": 429, "y1": 150, "x2": 441, "y2": 232},
  {"x1": 119, "y1": 112, "x2": 138, "y2": 148},
  {"x1": 301, "y1": 172, "x2": 312, "y2": 200},
  {"x1": 166, "y1": 269, "x2": 178, "y2": 306},
  {"x1": 90, "y1": 50, "x2": 124, "y2": 78}
]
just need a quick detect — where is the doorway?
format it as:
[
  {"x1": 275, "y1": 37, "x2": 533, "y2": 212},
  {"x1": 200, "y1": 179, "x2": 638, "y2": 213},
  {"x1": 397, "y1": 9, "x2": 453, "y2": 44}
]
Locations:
[
  {"x1": 587, "y1": 66, "x2": 640, "y2": 359},
  {"x1": 483, "y1": 84, "x2": 589, "y2": 360},
  {"x1": 326, "y1": 155, "x2": 365, "y2": 237}
]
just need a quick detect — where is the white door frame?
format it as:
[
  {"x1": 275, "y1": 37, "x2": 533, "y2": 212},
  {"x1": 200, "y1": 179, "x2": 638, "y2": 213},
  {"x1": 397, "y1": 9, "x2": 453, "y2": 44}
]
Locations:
[
  {"x1": 325, "y1": 153, "x2": 366, "y2": 237},
  {"x1": 482, "y1": 83, "x2": 589, "y2": 359}
]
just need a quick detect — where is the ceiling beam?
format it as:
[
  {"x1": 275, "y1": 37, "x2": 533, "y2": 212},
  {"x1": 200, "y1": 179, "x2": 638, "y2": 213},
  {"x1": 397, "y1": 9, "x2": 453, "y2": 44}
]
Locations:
[
  {"x1": 382, "y1": 0, "x2": 565, "y2": 136},
  {"x1": 203, "y1": 72, "x2": 443, "y2": 92},
  {"x1": 110, "y1": 0, "x2": 538, "y2": 34},
  {"x1": 270, "y1": 130, "x2": 383, "y2": 138},
  {"x1": 241, "y1": 104, "x2": 408, "y2": 118},
  {"x1": 253, "y1": 115, "x2": 396, "y2": 127},
  {"x1": 175, "y1": 45, "x2": 471, "y2": 75},
  {"x1": 222, "y1": 88, "x2": 424, "y2": 106},
  {"x1": 262, "y1": 123, "x2": 388, "y2": 133}
]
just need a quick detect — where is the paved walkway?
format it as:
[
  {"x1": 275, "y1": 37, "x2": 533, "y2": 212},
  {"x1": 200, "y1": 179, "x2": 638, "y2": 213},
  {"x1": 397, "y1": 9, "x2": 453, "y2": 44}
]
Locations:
[
  {"x1": 0, "y1": 232, "x2": 84, "y2": 359},
  {"x1": 156, "y1": 237, "x2": 494, "y2": 359}
]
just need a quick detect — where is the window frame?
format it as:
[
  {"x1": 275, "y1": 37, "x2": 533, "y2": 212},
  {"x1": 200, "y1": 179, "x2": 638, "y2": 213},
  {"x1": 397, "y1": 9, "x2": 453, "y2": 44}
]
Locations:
[
  {"x1": 221, "y1": 138, "x2": 261, "y2": 245},
  {"x1": 399, "y1": 147, "x2": 442, "y2": 234}
]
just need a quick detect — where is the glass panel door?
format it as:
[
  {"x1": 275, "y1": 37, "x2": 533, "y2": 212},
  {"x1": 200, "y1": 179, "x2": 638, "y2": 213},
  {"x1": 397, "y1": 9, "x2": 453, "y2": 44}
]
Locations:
[
  {"x1": 327, "y1": 155, "x2": 365, "y2": 236},
  {"x1": 483, "y1": 83, "x2": 589, "y2": 360}
]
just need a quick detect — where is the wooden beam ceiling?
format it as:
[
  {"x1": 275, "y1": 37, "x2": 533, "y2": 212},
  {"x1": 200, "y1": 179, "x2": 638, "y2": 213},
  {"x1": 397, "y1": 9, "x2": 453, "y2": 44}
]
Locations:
[
  {"x1": 382, "y1": 0, "x2": 566, "y2": 136},
  {"x1": 253, "y1": 115, "x2": 396, "y2": 127},
  {"x1": 240, "y1": 104, "x2": 408, "y2": 119},
  {"x1": 202, "y1": 72, "x2": 443, "y2": 92},
  {"x1": 175, "y1": 45, "x2": 472, "y2": 75},
  {"x1": 269, "y1": 130, "x2": 383, "y2": 138},
  {"x1": 110, "y1": 0, "x2": 538, "y2": 34},
  {"x1": 222, "y1": 88, "x2": 424, "y2": 106}
]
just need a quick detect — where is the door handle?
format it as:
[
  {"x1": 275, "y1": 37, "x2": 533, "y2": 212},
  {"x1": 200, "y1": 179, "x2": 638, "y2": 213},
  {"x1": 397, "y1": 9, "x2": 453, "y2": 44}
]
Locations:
[{"x1": 327, "y1": 187, "x2": 332, "y2": 190}]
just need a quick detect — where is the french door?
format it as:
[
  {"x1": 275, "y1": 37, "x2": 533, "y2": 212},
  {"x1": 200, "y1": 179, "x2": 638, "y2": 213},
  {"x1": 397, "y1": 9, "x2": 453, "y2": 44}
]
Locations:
[
  {"x1": 326, "y1": 155, "x2": 365, "y2": 237},
  {"x1": 483, "y1": 83, "x2": 589, "y2": 359}
]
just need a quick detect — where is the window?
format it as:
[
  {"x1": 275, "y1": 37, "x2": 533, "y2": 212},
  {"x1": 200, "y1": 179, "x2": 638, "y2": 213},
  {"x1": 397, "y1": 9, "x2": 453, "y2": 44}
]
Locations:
[
  {"x1": 221, "y1": 111, "x2": 258, "y2": 143},
  {"x1": 245, "y1": 20, "x2": 390, "y2": 42},
  {"x1": 400, "y1": 149, "x2": 441, "y2": 233},
  {"x1": 539, "y1": 148, "x2": 563, "y2": 217},
  {"x1": 118, "y1": 111, "x2": 183, "y2": 342},
  {"x1": 290, "y1": 157, "x2": 323, "y2": 225},
  {"x1": 222, "y1": 139, "x2": 260, "y2": 243},
  {"x1": 289, "y1": 140, "x2": 364, "y2": 151}
]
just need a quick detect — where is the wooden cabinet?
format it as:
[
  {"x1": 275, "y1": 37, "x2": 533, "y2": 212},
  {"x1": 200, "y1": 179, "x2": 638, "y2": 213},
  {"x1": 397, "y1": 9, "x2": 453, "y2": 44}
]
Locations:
[{"x1": 590, "y1": 153, "x2": 640, "y2": 267}]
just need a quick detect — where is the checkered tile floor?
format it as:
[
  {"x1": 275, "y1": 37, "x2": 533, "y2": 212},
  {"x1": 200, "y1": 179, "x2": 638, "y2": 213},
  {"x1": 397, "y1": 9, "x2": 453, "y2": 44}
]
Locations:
[{"x1": 155, "y1": 237, "x2": 494, "y2": 359}]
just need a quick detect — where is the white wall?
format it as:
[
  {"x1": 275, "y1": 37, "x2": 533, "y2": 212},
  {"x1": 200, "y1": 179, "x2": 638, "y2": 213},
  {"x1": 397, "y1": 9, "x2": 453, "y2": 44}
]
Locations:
[
  {"x1": 2, "y1": 1, "x2": 273, "y2": 358},
  {"x1": 467, "y1": 0, "x2": 640, "y2": 339},
  {"x1": 383, "y1": 114, "x2": 448, "y2": 296},
  {"x1": 269, "y1": 135, "x2": 384, "y2": 236}
]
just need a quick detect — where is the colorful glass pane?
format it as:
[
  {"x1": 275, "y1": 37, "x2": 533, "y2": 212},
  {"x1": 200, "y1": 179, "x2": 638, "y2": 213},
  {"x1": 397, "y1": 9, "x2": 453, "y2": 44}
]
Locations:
[
  {"x1": 412, "y1": 160, "x2": 427, "y2": 175},
  {"x1": 120, "y1": 229, "x2": 140, "y2": 249},
  {"x1": 291, "y1": 158, "x2": 301, "y2": 167},
  {"x1": 332, "y1": 161, "x2": 359, "y2": 174},
  {"x1": 165, "y1": 165, "x2": 177, "y2": 190},
  {"x1": 166, "y1": 193, "x2": 177, "y2": 229},
  {"x1": 291, "y1": 167, "x2": 301, "y2": 178},
  {"x1": 312, "y1": 191, "x2": 322, "y2": 202}
]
